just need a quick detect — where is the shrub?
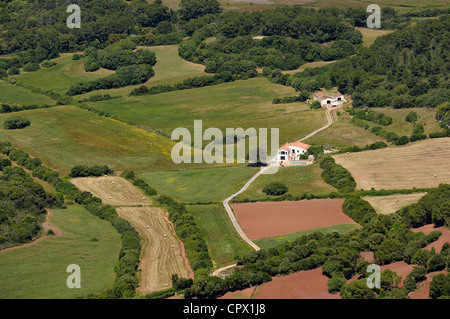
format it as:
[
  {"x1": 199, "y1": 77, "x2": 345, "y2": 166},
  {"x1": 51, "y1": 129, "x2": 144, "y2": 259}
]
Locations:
[
  {"x1": 3, "y1": 116, "x2": 31, "y2": 130},
  {"x1": 263, "y1": 182, "x2": 288, "y2": 196},
  {"x1": 328, "y1": 274, "x2": 346, "y2": 294},
  {"x1": 23, "y1": 63, "x2": 40, "y2": 72}
]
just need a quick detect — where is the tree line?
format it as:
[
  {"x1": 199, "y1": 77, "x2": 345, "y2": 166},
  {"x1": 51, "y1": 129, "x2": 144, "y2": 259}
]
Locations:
[{"x1": 0, "y1": 142, "x2": 141, "y2": 298}]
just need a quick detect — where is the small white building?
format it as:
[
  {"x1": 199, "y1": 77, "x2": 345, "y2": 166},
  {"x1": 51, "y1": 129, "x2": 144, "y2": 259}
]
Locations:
[
  {"x1": 278, "y1": 142, "x2": 311, "y2": 161},
  {"x1": 313, "y1": 91, "x2": 346, "y2": 107}
]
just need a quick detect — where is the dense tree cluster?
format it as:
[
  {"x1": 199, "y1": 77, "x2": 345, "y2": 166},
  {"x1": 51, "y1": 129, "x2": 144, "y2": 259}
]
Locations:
[
  {"x1": 3, "y1": 116, "x2": 31, "y2": 130},
  {"x1": 1, "y1": 103, "x2": 53, "y2": 114},
  {"x1": 120, "y1": 170, "x2": 157, "y2": 196},
  {"x1": 320, "y1": 157, "x2": 356, "y2": 191},
  {"x1": 69, "y1": 165, "x2": 112, "y2": 178},
  {"x1": 0, "y1": 142, "x2": 141, "y2": 298},
  {"x1": 156, "y1": 194, "x2": 213, "y2": 276},
  {"x1": 262, "y1": 182, "x2": 289, "y2": 196},
  {"x1": 179, "y1": 183, "x2": 450, "y2": 299},
  {"x1": 331, "y1": 16, "x2": 450, "y2": 109},
  {"x1": 0, "y1": 165, "x2": 61, "y2": 250},
  {"x1": 348, "y1": 108, "x2": 393, "y2": 126}
]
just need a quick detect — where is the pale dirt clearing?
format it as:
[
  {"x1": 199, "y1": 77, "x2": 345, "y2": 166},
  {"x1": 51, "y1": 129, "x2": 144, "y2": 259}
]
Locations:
[
  {"x1": 70, "y1": 176, "x2": 149, "y2": 206},
  {"x1": 116, "y1": 206, "x2": 192, "y2": 294},
  {"x1": 363, "y1": 193, "x2": 427, "y2": 215},
  {"x1": 333, "y1": 138, "x2": 450, "y2": 190}
]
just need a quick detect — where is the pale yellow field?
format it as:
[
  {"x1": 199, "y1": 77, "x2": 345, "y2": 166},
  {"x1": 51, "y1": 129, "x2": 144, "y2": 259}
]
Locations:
[
  {"x1": 363, "y1": 193, "x2": 427, "y2": 215},
  {"x1": 71, "y1": 176, "x2": 150, "y2": 206},
  {"x1": 355, "y1": 27, "x2": 395, "y2": 47},
  {"x1": 333, "y1": 138, "x2": 450, "y2": 190},
  {"x1": 117, "y1": 207, "x2": 192, "y2": 294}
]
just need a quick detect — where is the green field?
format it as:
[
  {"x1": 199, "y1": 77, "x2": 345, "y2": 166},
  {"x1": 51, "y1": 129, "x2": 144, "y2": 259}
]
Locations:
[
  {"x1": 0, "y1": 105, "x2": 177, "y2": 175},
  {"x1": 0, "y1": 83, "x2": 55, "y2": 106},
  {"x1": 186, "y1": 204, "x2": 254, "y2": 268},
  {"x1": 140, "y1": 166, "x2": 257, "y2": 203},
  {"x1": 0, "y1": 205, "x2": 121, "y2": 299},
  {"x1": 303, "y1": 120, "x2": 386, "y2": 149},
  {"x1": 84, "y1": 77, "x2": 327, "y2": 144},
  {"x1": 254, "y1": 224, "x2": 361, "y2": 250},
  {"x1": 76, "y1": 44, "x2": 207, "y2": 99},
  {"x1": 162, "y1": 0, "x2": 450, "y2": 13},
  {"x1": 235, "y1": 163, "x2": 337, "y2": 201},
  {"x1": 14, "y1": 53, "x2": 114, "y2": 95},
  {"x1": 369, "y1": 107, "x2": 442, "y2": 136}
]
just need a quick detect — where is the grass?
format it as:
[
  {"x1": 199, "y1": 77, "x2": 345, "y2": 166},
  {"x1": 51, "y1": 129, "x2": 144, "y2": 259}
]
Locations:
[
  {"x1": 303, "y1": 114, "x2": 386, "y2": 150},
  {"x1": 84, "y1": 77, "x2": 327, "y2": 144},
  {"x1": 0, "y1": 204, "x2": 121, "y2": 299},
  {"x1": 186, "y1": 204, "x2": 254, "y2": 268},
  {"x1": 363, "y1": 193, "x2": 427, "y2": 215},
  {"x1": 254, "y1": 224, "x2": 361, "y2": 250},
  {"x1": 0, "y1": 105, "x2": 177, "y2": 175},
  {"x1": 355, "y1": 27, "x2": 395, "y2": 47},
  {"x1": 14, "y1": 53, "x2": 114, "y2": 95},
  {"x1": 235, "y1": 163, "x2": 337, "y2": 201},
  {"x1": 75, "y1": 44, "x2": 207, "y2": 99},
  {"x1": 370, "y1": 107, "x2": 442, "y2": 136},
  {"x1": 0, "y1": 82, "x2": 55, "y2": 106},
  {"x1": 140, "y1": 166, "x2": 258, "y2": 203}
]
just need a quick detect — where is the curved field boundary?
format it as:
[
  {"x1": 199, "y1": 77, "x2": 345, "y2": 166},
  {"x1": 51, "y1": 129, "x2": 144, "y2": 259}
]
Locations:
[
  {"x1": 222, "y1": 105, "x2": 335, "y2": 251},
  {"x1": 117, "y1": 206, "x2": 191, "y2": 294}
]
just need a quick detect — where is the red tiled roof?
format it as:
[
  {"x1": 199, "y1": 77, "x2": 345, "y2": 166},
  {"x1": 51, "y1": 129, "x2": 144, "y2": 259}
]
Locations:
[{"x1": 280, "y1": 142, "x2": 311, "y2": 151}]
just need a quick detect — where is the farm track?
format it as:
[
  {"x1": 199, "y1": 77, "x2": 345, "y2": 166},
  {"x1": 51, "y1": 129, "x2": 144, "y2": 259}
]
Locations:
[{"x1": 222, "y1": 105, "x2": 335, "y2": 253}]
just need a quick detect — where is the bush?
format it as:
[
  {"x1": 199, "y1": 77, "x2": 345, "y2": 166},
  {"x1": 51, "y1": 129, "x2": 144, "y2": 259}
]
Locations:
[
  {"x1": 23, "y1": 63, "x2": 40, "y2": 72},
  {"x1": 3, "y1": 116, "x2": 31, "y2": 130},
  {"x1": 328, "y1": 274, "x2": 346, "y2": 294},
  {"x1": 69, "y1": 165, "x2": 111, "y2": 177},
  {"x1": 262, "y1": 182, "x2": 288, "y2": 196}
]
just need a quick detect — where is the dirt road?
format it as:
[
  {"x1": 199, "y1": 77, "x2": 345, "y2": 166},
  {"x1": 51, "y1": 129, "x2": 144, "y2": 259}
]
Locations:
[{"x1": 222, "y1": 105, "x2": 335, "y2": 252}]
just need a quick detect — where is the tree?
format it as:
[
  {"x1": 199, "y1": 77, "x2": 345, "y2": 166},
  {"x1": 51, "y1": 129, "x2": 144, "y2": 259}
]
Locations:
[
  {"x1": 341, "y1": 280, "x2": 376, "y2": 299},
  {"x1": 427, "y1": 254, "x2": 446, "y2": 273},
  {"x1": 262, "y1": 182, "x2": 288, "y2": 196},
  {"x1": 429, "y1": 273, "x2": 450, "y2": 299},
  {"x1": 405, "y1": 111, "x2": 418, "y2": 123},
  {"x1": 3, "y1": 116, "x2": 31, "y2": 130},
  {"x1": 179, "y1": 0, "x2": 222, "y2": 21},
  {"x1": 328, "y1": 274, "x2": 346, "y2": 294},
  {"x1": 310, "y1": 100, "x2": 321, "y2": 109}
]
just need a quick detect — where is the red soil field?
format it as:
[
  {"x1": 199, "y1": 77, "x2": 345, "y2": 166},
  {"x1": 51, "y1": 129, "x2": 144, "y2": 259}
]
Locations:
[
  {"x1": 232, "y1": 199, "x2": 355, "y2": 240},
  {"x1": 220, "y1": 287, "x2": 255, "y2": 300},
  {"x1": 411, "y1": 225, "x2": 450, "y2": 253},
  {"x1": 380, "y1": 261, "x2": 414, "y2": 288},
  {"x1": 256, "y1": 268, "x2": 341, "y2": 299},
  {"x1": 409, "y1": 270, "x2": 448, "y2": 299},
  {"x1": 220, "y1": 268, "x2": 340, "y2": 299}
]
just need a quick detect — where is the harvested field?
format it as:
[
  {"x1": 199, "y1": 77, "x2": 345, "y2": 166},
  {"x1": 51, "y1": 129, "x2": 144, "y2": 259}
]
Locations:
[
  {"x1": 116, "y1": 207, "x2": 193, "y2": 294},
  {"x1": 333, "y1": 138, "x2": 450, "y2": 190},
  {"x1": 411, "y1": 225, "x2": 450, "y2": 253},
  {"x1": 363, "y1": 193, "x2": 427, "y2": 215},
  {"x1": 71, "y1": 176, "x2": 149, "y2": 206},
  {"x1": 232, "y1": 199, "x2": 356, "y2": 240}
]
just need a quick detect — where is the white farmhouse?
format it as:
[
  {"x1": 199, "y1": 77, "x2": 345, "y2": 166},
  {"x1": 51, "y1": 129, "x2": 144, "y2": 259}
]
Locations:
[
  {"x1": 313, "y1": 91, "x2": 346, "y2": 107},
  {"x1": 278, "y1": 142, "x2": 311, "y2": 161}
]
